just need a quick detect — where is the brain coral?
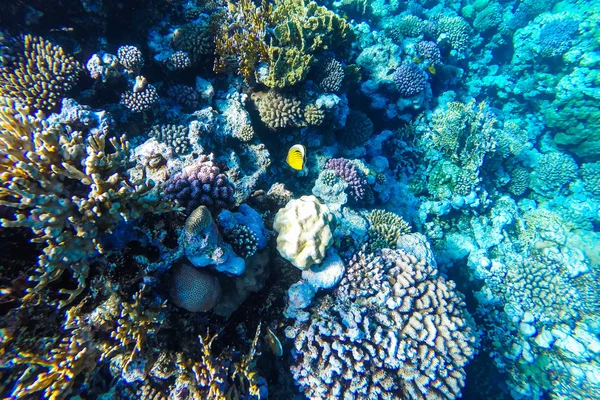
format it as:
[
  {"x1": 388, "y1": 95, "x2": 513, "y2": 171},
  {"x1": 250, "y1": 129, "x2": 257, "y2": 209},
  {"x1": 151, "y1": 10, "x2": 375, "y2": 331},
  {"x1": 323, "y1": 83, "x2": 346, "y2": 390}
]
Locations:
[
  {"x1": 0, "y1": 35, "x2": 80, "y2": 112},
  {"x1": 273, "y1": 195, "x2": 335, "y2": 270},
  {"x1": 286, "y1": 248, "x2": 477, "y2": 399},
  {"x1": 169, "y1": 263, "x2": 221, "y2": 312}
]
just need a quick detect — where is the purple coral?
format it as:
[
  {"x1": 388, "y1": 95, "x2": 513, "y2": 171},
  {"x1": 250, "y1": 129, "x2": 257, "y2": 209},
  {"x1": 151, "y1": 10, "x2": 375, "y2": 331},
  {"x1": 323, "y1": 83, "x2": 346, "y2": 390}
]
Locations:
[
  {"x1": 416, "y1": 40, "x2": 442, "y2": 66},
  {"x1": 393, "y1": 63, "x2": 427, "y2": 97},
  {"x1": 165, "y1": 155, "x2": 235, "y2": 212},
  {"x1": 325, "y1": 158, "x2": 372, "y2": 204}
]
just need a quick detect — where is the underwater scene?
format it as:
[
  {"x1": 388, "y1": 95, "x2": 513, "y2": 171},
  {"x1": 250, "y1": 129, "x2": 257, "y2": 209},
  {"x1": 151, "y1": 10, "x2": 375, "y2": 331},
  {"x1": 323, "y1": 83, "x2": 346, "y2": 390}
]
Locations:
[{"x1": 0, "y1": 0, "x2": 598, "y2": 398}]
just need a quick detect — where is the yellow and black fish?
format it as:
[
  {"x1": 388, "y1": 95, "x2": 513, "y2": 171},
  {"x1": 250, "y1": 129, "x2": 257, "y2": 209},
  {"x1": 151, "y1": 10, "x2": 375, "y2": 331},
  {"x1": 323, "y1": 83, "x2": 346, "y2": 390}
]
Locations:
[{"x1": 286, "y1": 144, "x2": 306, "y2": 171}]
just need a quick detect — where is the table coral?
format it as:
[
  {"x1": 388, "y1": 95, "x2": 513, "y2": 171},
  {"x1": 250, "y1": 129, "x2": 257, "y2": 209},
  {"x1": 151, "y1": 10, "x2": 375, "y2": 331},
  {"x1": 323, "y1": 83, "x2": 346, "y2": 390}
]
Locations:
[
  {"x1": 286, "y1": 247, "x2": 478, "y2": 399},
  {"x1": 0, "y1": 101, "x2": 172, "y2": 307}
]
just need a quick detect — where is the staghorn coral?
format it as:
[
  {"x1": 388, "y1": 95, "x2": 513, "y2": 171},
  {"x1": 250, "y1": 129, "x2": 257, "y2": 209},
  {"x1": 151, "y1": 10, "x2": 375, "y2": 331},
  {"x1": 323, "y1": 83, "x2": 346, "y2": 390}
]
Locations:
[
  {"x1": 168, "y1": 263, "x2": 221, "y2": 312},
  {"x1": 101, "y1": 287, "x2": 167, "y2": 365},
  {"x1": 251, "y1": 90, "x2": 304, "y2": 130},
  {"x1": 286, "y1": 247, "x2": 477, "y2": 399},
  {"x1": 0, "y1": 35, "x2": 80, "y2": 112},
  {"x1": 148, "y1": 124, "x2": 191, "y2": 155},
  {"x1": 164, "y1": 154, "x2": 236, "y2": 212},
  {"x1": 337, "y1": 109, "x2": 373, "y2": 148},
  {"x1": 120, "y1": 76, "x2": 159, "y2": 112},
  {"x1": 10, "y1": 327, "x2": 99, "y2": 399},
  {"x1": 0, "y1": 101, "x2": 172, "y2": 307},
  {"x1": 117, "y1": 45, "x2": 144, "y2": 72},
  {"x1": 273, "y1": 195, "x2": 335, "y2": 270},
  {"x1": 393, "y1": 63, "x2": 427, "y2": 98}
]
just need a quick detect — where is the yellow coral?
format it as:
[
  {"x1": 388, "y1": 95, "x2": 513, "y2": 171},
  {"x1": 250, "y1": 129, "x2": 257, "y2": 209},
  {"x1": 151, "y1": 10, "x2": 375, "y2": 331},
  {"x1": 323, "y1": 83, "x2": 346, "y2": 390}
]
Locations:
[
  {"x1": 0, "y1": 101, "x2": 173, "y2": 307},
  {"x1": 0, "y1": 35, "x2": 80, "y2": 112}
]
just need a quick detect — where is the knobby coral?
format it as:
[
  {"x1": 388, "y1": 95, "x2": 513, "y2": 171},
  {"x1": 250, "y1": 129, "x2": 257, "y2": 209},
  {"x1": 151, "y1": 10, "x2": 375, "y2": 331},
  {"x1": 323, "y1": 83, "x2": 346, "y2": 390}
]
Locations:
[{"x1": 286, "y1": 248, "x2": 478, "y2": 399}]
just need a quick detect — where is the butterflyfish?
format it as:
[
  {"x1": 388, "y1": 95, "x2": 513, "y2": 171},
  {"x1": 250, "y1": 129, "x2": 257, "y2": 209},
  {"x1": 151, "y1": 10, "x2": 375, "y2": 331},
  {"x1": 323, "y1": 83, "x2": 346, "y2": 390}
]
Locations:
[{"x1": 286, "y1": 144, "x2": 306, "y2": 171}]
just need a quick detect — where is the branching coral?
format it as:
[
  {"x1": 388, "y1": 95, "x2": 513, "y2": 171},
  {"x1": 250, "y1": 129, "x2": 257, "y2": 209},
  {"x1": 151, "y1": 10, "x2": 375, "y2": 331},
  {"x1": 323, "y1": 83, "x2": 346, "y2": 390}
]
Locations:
[
  {"x1": 367, "y1": 209, "x2": 411, "y2": 249},
  {"x1": 0, "y1": 101, "x2": 172, "y2": 306},
  {"x1": 286, "y1": 248, "x2": 477, "y2": 399},
  {"x1": 0, "y1": 35, "x2": 80, "y2": 112},
  {"x1": 251, "y1": 90, "x2": 305, "y2": 130},
  {"x1": 215, "y1": 0, "x2": 351, "y2": 87}
]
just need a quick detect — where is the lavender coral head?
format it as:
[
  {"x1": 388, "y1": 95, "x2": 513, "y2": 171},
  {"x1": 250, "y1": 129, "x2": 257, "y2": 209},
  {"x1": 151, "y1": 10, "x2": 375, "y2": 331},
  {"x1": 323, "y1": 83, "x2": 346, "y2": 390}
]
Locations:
[
  {"x1": 393, "y1": 62, "x2": 427, "y2": 97},
  {"x1": 165, "y1": 155, "x2": 235, "y2": 212},
  {"x1": 325, "y1": 158, "x2": 373, "y2": 204},
  {"x1": 416, "y1": 40, "x2": 442, "y2": 66}
]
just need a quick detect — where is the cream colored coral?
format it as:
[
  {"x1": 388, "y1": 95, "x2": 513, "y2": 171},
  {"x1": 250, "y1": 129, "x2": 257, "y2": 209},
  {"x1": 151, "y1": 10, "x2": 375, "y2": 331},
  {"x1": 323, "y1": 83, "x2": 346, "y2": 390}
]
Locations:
[{"x1": 273, "y1": 195, "x2": 334, "y2": 270}]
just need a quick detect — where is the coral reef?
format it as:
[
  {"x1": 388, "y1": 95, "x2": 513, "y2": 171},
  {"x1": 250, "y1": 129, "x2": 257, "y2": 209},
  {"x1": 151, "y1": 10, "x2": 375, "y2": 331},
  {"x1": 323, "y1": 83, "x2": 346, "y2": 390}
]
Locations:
[
  {"x1": 393, "y1": 63, "x2": 427, "y2": 98},
  {"x1": 0, "y1": 35, "x2": 80, "y2": 112},
  {"x1": 286, "y1": 247, "x2": 478, "y2": 399},
  {"x1": 120, "y1": 76, "x2": 159, "y2": 112}
]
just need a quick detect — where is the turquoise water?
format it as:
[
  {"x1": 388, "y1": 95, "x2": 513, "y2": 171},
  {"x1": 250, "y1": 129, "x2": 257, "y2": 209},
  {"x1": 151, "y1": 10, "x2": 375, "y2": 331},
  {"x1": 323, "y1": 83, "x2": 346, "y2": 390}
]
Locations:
[{"x1": 0, "y1": 0, "x2": 598, "y2": 398}]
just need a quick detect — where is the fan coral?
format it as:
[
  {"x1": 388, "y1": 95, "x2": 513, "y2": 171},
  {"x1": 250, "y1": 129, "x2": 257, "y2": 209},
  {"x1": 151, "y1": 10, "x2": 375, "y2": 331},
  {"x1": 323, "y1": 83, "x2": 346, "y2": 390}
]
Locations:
[
  {"x1": 0, "y1": 35, "x2": 80, "y2": 112},
  {"x1": 171, "y1": 21, "x2": 215, "y2": 64},
  {"x1": 164, "y1": 155, "x2": 235, "y2": 212},
  {"x1": 120, "y1": 76, "x2": 159, "y2": 112},
  {"x1": 393, "y1": 63, "x2": 427, "y2": 98},
  {"x1": 325, "y1": 158, "x2": 373, "y2": 204},
  {"x1": 169, "y1": 263, "x2": 221, "y2": 312},
  {"x1": 147, "y1": 124, "x2": 191, "y2": 155},
  {"x1": 286, "y1": 247, "x2": 477, "y2": 399},
  {"x1": 314, "y1": 57, "x2": 344, "y2": 92},
  {"x1": 0, "y1": 100, "x2": 172, "y2": 306},
  {"x1": 117, "y1": 45, "x2": 144, "y2": 72},
  {"x1": 224, "y1": 224, "x2": 259, "y2": 258},
  {"x1": 416, "y1": 40, "x2": 441, "y2": 66},
  {"x1": 167, "y1": 84, "x2": 200, "y2": 110},
  {"x1": 251, "y1": 90, "x2": 304, "y2": 130},
  {"x1": 273, "y1": 195, "x2": 335, "y2": 270},
  {"x1": 337, "y1": 109, "x2": 373, "y2": 147}
]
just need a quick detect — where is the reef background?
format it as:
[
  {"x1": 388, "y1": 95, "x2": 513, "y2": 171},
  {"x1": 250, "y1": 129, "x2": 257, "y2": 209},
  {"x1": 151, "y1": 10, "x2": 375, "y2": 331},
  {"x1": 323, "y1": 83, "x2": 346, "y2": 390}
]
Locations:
[{"x1": 0, "y1": 0, "x2": 599, "y2": 399}]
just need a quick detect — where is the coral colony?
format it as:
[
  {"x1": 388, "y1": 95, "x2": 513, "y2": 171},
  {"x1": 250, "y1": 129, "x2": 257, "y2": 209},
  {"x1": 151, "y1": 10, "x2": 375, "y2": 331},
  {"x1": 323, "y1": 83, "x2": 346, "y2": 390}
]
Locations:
[{"x1": 0, "y1": 0, "x2": 598, "y2": 399}]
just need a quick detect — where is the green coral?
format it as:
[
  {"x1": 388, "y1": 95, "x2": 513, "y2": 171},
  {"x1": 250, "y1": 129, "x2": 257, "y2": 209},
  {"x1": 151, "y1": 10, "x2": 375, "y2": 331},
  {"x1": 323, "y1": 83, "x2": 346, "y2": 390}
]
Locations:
[{"x1": 366, "y1": 209, "x2": 411, "y2": 250}]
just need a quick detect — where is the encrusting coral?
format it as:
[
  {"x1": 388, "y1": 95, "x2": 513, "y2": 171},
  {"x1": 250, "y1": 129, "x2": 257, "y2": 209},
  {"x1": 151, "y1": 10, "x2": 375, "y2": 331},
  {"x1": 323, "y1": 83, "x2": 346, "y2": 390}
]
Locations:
[
  {"x1": 0, "y1": 35, "x2": 80, "y2": 112},
  {"x1": 0, "y1": 100, "x2": 172, "y2": 306},
  {"x1": 286, "y1": 247, "x2": 478, "y2": 399}
]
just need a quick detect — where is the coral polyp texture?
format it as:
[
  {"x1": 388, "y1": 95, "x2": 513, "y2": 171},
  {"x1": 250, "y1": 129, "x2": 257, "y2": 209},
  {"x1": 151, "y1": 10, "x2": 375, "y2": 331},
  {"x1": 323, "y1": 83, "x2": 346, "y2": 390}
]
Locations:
[
  {"x1": 286, "y1": 247, "x2": 477, "y2": 399},
  {"x1": 0, "y1": 35, "x2": 80, "y2": 112},
  {"x1": 0, "y1": 101, "x2": 172, "y2": 306},
  {"x1": 393, "y1": 63, "x2": 427, "y2": 97},
  {"x1": 120, "y1": 76, "x2": 159, "y2": 112},
  {"x1": 165, "y1": 155, "x2": 235, "y2": 212},
  {"x1": 325, "y1": 158, "x2": 373, "y2": 204}
]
